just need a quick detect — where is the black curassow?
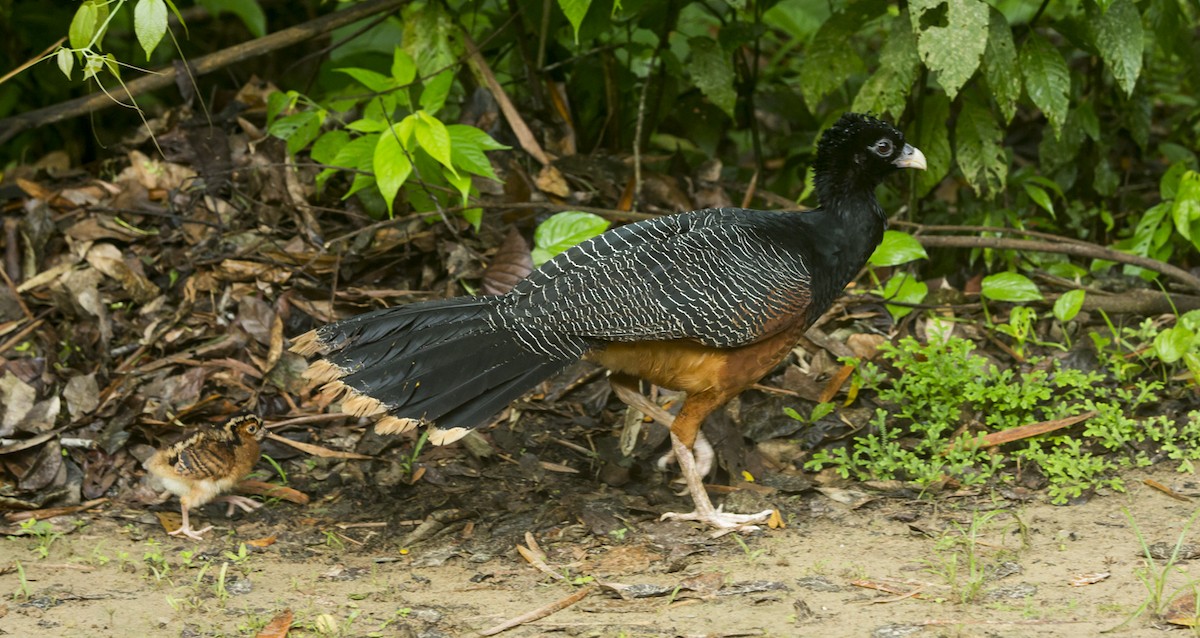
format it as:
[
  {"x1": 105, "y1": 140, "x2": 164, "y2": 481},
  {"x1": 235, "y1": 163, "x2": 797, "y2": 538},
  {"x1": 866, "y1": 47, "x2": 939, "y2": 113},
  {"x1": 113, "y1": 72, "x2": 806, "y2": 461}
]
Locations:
[{"x1": 292, "y1": 113, "x2": 926, "y2": 532}]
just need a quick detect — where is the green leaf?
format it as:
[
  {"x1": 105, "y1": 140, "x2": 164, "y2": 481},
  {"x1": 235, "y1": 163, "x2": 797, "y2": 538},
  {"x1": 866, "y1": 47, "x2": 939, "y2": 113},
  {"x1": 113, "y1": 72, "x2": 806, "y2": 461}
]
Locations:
[
  {"x1": 445, "y1": 168, "x2": 473, "y2": 208},
  {"x1": 532, "y1": 212, "x2": 611, "y2": 265},
  {"x1": 1092, "y1": 0, "x2": 1143, "y2": 97},
  {"x1": 980, "y1": 272, "x2": 1043, "y2": 302},
  {"x1": 882, "y1": 273, "x2": 928, "y2": 320},
  {"x1": 982, "y1": 8, "x2": 1020, "y2": 124},
  {"x1": 1023, "y1": 182, "x2": 1054, "y2": 218},
  {"x1": 1052, "y1": 290, "x2": 1085, "y2": 323},
  {"x1": 852, "y1": 12, "x2": 920, "y2": 120},
  {"x1": 346, "y1": 118, "x2": 389, "y2": 133},
  {"x1": 909, "y1": 0, "x2": 989, "y2": 99},
  {"x1": 402, "y1": 3, "x2": 457, "y2": 74},
  {"x1": 414, "y1": 111, "x2": 454, "y2": 175},
  {"x1": 134, "y1": 0, "x2": 168, "y2": 60},
  {"x1": 420, "y1": 70, "x2": 455, "y2": 114},
  {"x1": 311, "y1": 130, "x2": 350, "y2": 165},
  {"x1": 1020, "y1": 33, "x2": 1070, "y2": 138},
  {"x1": 463, "y1": 208, "x2": 483, "y2": 232},
  {"x1": 336, "y1": 67, "x2": 393, "y2": 93},
  {"x1": 1171, "y1": 171, "x2": 1200, "y2": 245},
  {"x1": 1154, "y1": 325, "x2": 1195, "y2": 364},
  {"x1": 914, "y1": 92, "x2": 951, "y2": 197},
  {"x1": 268, "y1": 110, "x2": 325, "y2": 156},
  {"x1": 687, "y1": 38, "x2": 737, "y2": 119},
  {"x1": 55, "y1": 48, "x2": 74, "y2": 80},
  {"x1": 374, "y1": 126, "x2": 413, "y2": 216},
  {"x1": 391, "y1": 47, "x2": 417, "y2": 86},
  {"x1": 196, "y1": 0, "x2": 266, "y2": 38},
  {"x1": 557, "y1": 0, "x2": 592, "y2": 43},
  {"x1": 69, "y1": 1, "x2": 100, "y2": 49},
  {"x1": 869, "y1": 231, "x2": 928, "y2": 266},
  {"x1": 955, "y1": 96, "x2": 1007, "y2": 198},
  {"x1": 799, "y1": 8, "x2": 871, "y2": 109},
  {"x1": 448, "y1": 125, "x2": 508, "y2": 180}
]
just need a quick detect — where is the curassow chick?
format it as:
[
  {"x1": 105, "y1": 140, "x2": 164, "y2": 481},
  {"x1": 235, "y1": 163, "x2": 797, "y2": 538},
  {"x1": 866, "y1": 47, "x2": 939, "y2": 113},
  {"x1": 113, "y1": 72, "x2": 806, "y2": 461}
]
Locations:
[
  {"x1": 292, "y1": 113, "x2": 926, "y2": 533},
  {"x1": 146, "y1": 414, "x2": 266, "y2": 540}
]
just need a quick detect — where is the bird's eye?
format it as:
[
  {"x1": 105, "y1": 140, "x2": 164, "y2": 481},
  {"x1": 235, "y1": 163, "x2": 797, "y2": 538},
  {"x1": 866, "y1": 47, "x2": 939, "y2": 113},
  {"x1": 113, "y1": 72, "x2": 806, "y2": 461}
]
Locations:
[{"x1": 872, "y1": 139, "x2": 894, "y2": 156}]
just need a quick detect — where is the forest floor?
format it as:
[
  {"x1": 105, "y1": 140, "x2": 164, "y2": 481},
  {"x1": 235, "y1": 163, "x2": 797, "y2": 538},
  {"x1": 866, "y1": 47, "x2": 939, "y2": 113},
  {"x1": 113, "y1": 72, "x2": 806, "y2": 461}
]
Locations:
[{"x1": 3, "y1": 458, "x2": 1199, "y2": 637}]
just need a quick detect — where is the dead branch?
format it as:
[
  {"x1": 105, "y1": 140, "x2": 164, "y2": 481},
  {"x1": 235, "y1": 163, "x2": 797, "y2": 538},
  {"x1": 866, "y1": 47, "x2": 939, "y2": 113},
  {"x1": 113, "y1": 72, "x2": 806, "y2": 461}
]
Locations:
[
  {"x1": 0, "y1": 0, "x2": 409, "y2": 144},
  {"x1": 477, "y1": 586, "x2": 595, "y2": 636},
  {"x1": 913, "y1": 235, "x2": 1200, "y2": 293}
]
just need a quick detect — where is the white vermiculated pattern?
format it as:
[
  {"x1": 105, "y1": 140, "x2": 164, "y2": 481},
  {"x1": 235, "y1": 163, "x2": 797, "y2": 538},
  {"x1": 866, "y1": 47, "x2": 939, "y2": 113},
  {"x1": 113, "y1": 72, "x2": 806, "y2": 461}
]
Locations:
[{"x1": 489, "y1": 208, "x2": 813, "y2": 360}]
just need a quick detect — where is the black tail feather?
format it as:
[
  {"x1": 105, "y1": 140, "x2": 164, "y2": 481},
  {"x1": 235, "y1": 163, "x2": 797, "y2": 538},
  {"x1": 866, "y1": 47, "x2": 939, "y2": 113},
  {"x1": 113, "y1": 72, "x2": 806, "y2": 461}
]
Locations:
[{"x1": 314, "y1": 297, "x2": 576, "y2": 433}]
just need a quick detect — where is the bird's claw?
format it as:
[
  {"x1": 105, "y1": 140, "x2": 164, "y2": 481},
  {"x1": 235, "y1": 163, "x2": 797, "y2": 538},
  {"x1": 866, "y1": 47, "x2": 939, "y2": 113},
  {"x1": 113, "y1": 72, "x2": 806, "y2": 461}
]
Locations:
[
  {"x1": 217, "y1": 495, "x2": 262, "y2": 517},
  {"x1": 659, "y1": 506, "x2": 774, "y2": 536},
  {"x1": 169, "y1": 524, "x2": 213, "y2": 541}
]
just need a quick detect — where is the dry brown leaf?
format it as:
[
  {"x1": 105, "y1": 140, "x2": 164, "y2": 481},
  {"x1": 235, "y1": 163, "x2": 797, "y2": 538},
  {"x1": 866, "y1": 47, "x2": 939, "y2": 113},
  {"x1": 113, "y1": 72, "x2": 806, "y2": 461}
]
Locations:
[
  {"x1": 85, "y1": 243, "x2": 159, "y2": 303},
  {"x1": 255, "y1": 609, "x2": 294, "y2": 638},
  {"x1": 535, "y1": 165, "x2": 570, "y2": 197},
  {"x1": 481, "y1": 228, "x2": 532, "y2": 296},
  {"x1": 245, "y1": 534, "x2": 278, "y2": 548},
  {"x1": 214, "y1": 260, "x2": 292, "y2": 284},
  {"x1": 1166, "y1": 593, "x2": 1199, "y2": 626},
  {"x1": 63, "y1": 373, "x2": 99, "y2": 418},
  {"x1": 237, "y1": 479, "x2": 310, "y2": 505},
  {"x1": 154, "y1": 510, "x2": 183, "y2": 534}
]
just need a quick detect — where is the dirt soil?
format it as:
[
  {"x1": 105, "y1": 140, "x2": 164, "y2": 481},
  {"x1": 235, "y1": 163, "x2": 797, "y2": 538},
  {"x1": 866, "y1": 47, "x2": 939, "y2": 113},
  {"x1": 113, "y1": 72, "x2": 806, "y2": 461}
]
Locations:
[{"x1": 3, "y1": 453, "x2": 1197, "y2": 638}]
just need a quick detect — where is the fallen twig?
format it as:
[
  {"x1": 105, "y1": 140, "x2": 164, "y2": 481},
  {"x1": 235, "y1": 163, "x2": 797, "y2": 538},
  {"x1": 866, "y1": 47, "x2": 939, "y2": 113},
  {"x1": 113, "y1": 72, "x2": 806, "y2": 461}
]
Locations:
[
  {"x1": 477, "y1": 585, "x2": 595, "y2": 636},
  {"x1": 265, "y1": 432, "x2": 373, "y2": 460},
  {"x1": 971, "y1": 411, "x2": 1097, "y2": 449}
]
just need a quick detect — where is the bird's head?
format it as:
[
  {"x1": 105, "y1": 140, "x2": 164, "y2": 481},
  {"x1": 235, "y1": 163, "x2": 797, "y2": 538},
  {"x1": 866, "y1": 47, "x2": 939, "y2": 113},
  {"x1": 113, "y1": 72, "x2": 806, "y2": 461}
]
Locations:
[
  {"x1": 814, "y1": 113, "x2": 926, "y2": 199},
  {"x1": 227, "y1": 414, "x2": 267, "y2": 442}
]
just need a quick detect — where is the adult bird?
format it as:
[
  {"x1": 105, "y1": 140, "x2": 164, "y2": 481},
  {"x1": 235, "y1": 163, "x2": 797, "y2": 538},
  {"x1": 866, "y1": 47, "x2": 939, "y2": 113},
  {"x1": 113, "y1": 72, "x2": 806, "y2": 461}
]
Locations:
[{"x1": 292, "y1": 113, "x2": 926, "y2": 532}]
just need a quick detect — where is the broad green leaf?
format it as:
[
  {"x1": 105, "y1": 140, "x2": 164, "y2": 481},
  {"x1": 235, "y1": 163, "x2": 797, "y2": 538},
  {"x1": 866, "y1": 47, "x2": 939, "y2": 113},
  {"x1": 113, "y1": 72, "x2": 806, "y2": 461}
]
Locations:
[
  {"x1": 391, "y1": 47, "x2": 417, "y2": 86},
  {"x1": 374, "y1": 126, "x2": 413, "y2": 216},
  {"x1": 346, "y1": 118, "x2": 389, "y2": 133},
  {"x1": 982, "y1": 8, "x2": 1020, "y2": 124},
  {"x1": 1161, "y1": 162, "x2": 1190, "y2": 200},
  {"x1": 799, "y1": 9, "x2": 870, "y2": 109},
  {"x1": 909, "y1": 0, "x2": 988, "y2": 99},
  {"x1": 448, "y1": 125, "x2": 508, "y2": 180},
  {"x1": 955, "y1": 97, "x2": 1007, "y2": 198},
  {"x1": 55, "y1": 48, "x2": 74, "y2": 80},
  {"x1": 852, "y1": 12, "x2": 920, "y2": 120},
  {"x1": 1154, "y1": 325, "x2": 1195, "y2": 364},
  {"x1": 1092, "y1": 0, "x2": 1143, "y2": 97},
  {"x1": 980, "y1": 272, "x2": 1042, "y2": 302},
  {"x1": 1023, "y1": 182, "x2": 1054, "y2": 217},
  {"x1": 687, "y1": 38, "x2": 736, "y2": 119},
  {"x1": 402, "y1": 3, "x2": 456, "y2": 74},
  {"x1": 445, "y1": 168, "x2": 473, "y2": 208},
  {"x1": 414, "y1": 112, "x2": 454, "y2": 175},
  {"x1": 134, "y1": 0, "x2": 168, "y2": 60},
  {"x1": 532, "y1": 212, "x2": 610, "y2": 265},
  {"x1": 1020, "y1": 34, "x2": 1070, "y2": 138},
  {"x1": 557, "y1": 0, "x2": 592, "y2": 43},
  {"x1": 268, "y1": 110, "x2": 325, "y2": 156},
  {"x1": 420, "y1": 70, "x2": 455, "y2": 114},
  {"x1": 310, "y1": 130, "x2": 350, "y2": 165},
  {"x1": 463, "y1": 208, "x2": 483, "y2": 232},
  {"x1": 869, "y1": 230, "x2": 928, "y2": 266},
  {"x1": 882, "y1": 272, "x2": 928, "y2": 320},
  {"x1": 196, "y1": 0, "x2": 266, "y2": 38},
  {"x1": 331, "y1": 134, "x2": 379, "y2": 198},
  {"x1": 1170, "y1": 170, "x2": 1200, "y2": 245},
  {"x1": 69, "y1": 1, "x2": 100, "y2": 49},
  {"x1": 1052, "y1": 290, "x2": 1085, "y2": 323},
  {"x1": 914, "y1": 92, "x2": 951, "y2": 197},
  {"x1": 336, "y1": 67, "x2": 393, "y2": 93}
]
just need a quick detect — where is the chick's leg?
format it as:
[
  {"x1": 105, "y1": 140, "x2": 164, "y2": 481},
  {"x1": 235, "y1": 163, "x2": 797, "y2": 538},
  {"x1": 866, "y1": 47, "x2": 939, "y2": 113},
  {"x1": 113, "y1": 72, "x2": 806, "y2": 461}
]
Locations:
[
  {"x1": 169, "y1": 501, "x2": 213, "y2": 541},
  {"x1": 216, "y1": 495, "x2": 262, "y2": 517},
  {"x1": 658, "y1": 393, "x2": 774, "y2": 535}
]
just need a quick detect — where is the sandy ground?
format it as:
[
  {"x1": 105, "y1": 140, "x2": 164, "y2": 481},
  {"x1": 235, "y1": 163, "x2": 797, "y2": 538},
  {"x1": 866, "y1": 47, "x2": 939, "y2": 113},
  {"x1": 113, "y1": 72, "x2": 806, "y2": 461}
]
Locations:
[{"x1": 3, "y1": 463, "x2": 1199, "y2": 638}]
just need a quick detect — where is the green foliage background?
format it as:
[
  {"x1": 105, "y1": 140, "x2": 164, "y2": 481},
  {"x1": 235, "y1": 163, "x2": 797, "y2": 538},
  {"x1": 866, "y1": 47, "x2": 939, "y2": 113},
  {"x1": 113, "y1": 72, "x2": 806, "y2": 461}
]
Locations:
[{"x1": 6, "y1": 0, "x2": 1200, "y2": 273}]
